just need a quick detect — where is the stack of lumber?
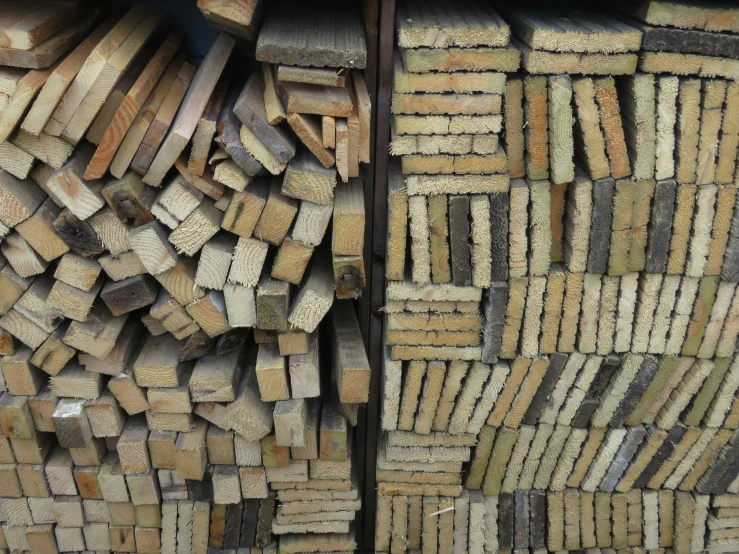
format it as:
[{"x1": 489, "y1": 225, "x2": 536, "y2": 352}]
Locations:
[
  {"x1": 377, "y1": 1, "x2": 739, "y2": 553},
  {"x1": 618, "y1": 0, "x2": 739, "y2": 81},
  {"x1": 248, "y1": 5, "x2": 370, "y2": 552},
  {"x1": 0, "y1": 0, "x2": 99, "y2": 70},
  {"x1": 506, "y1": 7, "x2": 642, "y2": 77},
  {"x1": 0, "y1": 2, "x2": 372, "y2": 554},
  {"x1": 241, "y1": 0, "x2": 371, "y2": 300},
  {"x1": 707, "y1": 498, "x2": 739, "y2": 554}
]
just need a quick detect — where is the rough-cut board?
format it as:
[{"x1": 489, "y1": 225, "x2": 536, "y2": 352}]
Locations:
[
  {"x1": 396, "y1": 0, "x2": 509, "y2": 49},
  {"x1": 548, "y1": 75, "x2": 574, "y2": 185},
  {"x1": 0, "y1": 61, "x2": 63, "y2": 143},
  {"x1": 616, "y1": 1, "x2": 739, "y2": 34},
  {"x1": 215, "y1": 90, "x2": 264, "y2": 177},
  {"x1": 393, "y1": 55, "x2": 506, "y2": 95},
  {"x1": 197, "y1": 0, "x2": 264, "y2": 42},
  {"x1": 517, "y1": 41, "x2": 638, "y2": 75},
  {"x1": 572, "y1": 78, "x2": 609, "y2": 180},
  {"x1": 143, "y1": 32, "x2": 235, "y2": 187},
  {"x1": 400, "y1": 46, "x2": 521, "y2": 74},
  {"x1": 0, "y1": 1, "x2": 83, "y2": 50},
  {"x1": 234, "y1": 72, "x2": 297, "y2": 165},
  {"x1": 60, "y1": 11, "x2": 164, "y2": 145},
  {"x1": 131, "y1": 62, "x2": 196, "y2": 175},
  {"x1": 0, "y1": 10, "x2": 100, "y2": 69},
  {"x1": 21, "y1": 15, "x2": 118, "y2": 136},
  {"x1": 83, "y1": 30, "x2": 183, "y2": 180},
  {"x1": 256, "y1": 3, "x2": 367, "y2": 69},
  {"x1": 42, "y1": 7, "x2": 148, "y2": 137},
  {"x1": 639, "y1": 51, "x2": 739, "y2": 81},
  {"x1": 504, "y1": 8, "x2": 642, "y2": 53},
  {"x1": 188, "y1": 71, "x2": 229, "y2": 177},
  {"x1": 632, "y1": 18, "x2": 739, "y2": 58}
]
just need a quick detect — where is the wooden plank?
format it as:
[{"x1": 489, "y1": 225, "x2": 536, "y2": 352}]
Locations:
[
  {"x1": 168, "y1": 197, "x2": 222, "y2": 256},
  {"x1": 0, "y1": 1, "x2": 84, "y2": 51},
  {"x1": 282, "y1": 145, "x2": 336, "y2": 206},
  {"x1": 102, "y1": 170, "x2": 155, "y2": 226},
  {"x1": 45, "y1": 144, "x2": 105, "y2": 220},
  {"x1": 504, "y1": 76, "x2": 525, "y2": 179},
  {"x1": 396, "y1": 1, "x2": 509, "y2": 48},
  {"x1": 83, "y1": 30, "x2": 182, "y2": 179},
  {"x1": 0, "y1": 61, "x2": 61, "y2": 143},
  {"x1": 572, "y1": 78, "x2": 609, "y2": 180},
  {"x1": 548, "y1": 74, "x2": 574, "y2": 184},
  {"x1": 185, "y1": 289, "x2": 231, "y2": 338},
  {"x1": 522, "y1": 75, "x2": 549, "y2": 180},
  {"x1": 128, "y1": 221, "x2": 178, "y2": 275},
  {"x1": 594, "y1": 77, "x2": 631, "y2": 179},
  {"x1": 633, "y1": 14, "x2": 739, "y2": 54},
  {"x1": 84, "y1": 55, "x2": 142, "y2": 146},
  {"x1": 215, "y1": 89, "x2": 263, "y2": 177},
  {"x1": 0, "y1": 139, "x2": 34, "y2": 180},
  {"x1": 330, "y1": 300, "x2": 370, "y2": 404},
  {"x1": 400, "y1": 45, "x2": 520, "y2": 73},
  {"x1": 385, "y1": 164, "x2": 408, "y2": 280},
  {"x1": 288, "y1": 250, "x2": 334, "y2": 333},
  {"x1": 253, "y1": 179, "x2": 298, "y2": 246},
  {"x1": 319, "y1": 402, "x2": 347, "y2": 462},
  {"x1": 143, "y1": 32, "x2": 235, "y2": 187},
  {"x1": 0, "y1": 10, "x2": 101, "y2": 70},
  {"x1": 332, "y1": 180, "x2": 364, "y2": 258},
  {"x1": 706, "y1": 185, "x2": 737, "y2": 276},
  {"x1": 234, "y1": 72, "x2": 296, "y2": 168},
  {"x1": 639, "y1": 50, "x2": 739, "y2": 81},
  {"x1": 174, "y1": 420, "x2": 207, "y2": 481},
  {"x1": 261, "y1": 62, "x2": 286, "y2": 126},
  {"x1": 655, "y1": 75, "x2": 679, "y2": 180},
  {"x1": 109, "y1": 57, "x2": 185, "y2": 178},
  {"x1": 255, "y1": 342, "x2": 289, "y2": 402},
  {"x1": 408, "y1": 194, "x2": 430, "y2": 284},
  {"x1": 18, "y1": 13, "x2": 112, "y2": 134},
  {"x1": 587, "y1": 183, "x2": 615, "y2": 273},
  {"x1": 197, "y1": 0, "x2": 263, "y2": 41},
  {"x1": 256, "y1": 4, "x2": 367, "y2": 68},
  {"x1": 130, "y1": 60, "x2": 196, "y2": 176},
  {"x1": 14, "y1": 198, "x2": 68, "y2": 263},
  {"x1": 221, "y1": 176, "x2": 268, "y2": 237},
  {"x1": 284, "y1": 113, "x2": 336, "y2": 171},
  {"x1": 188, "y1": 72, "x2": 229, "y2": 176},
  {"x1": 505, "y1": 8, "x2": 641, "y2": 53},
  {"x1": 619, "y1": 73, "x2": 656, "y2": 181},
  {"x1": 190, "y1": 345, "x2": 245, "y2": 403},
  {"x1": 43, "y1": 8, "x2": 146, "y2": 135},
  {"x1": 280, "y1": 81, "x2": 352, "y2": 118},
  {"x1": 520, "y1": 41, "x2": 637, "y2": 75},
  {"x1": 61, "y1": 12, "x2": 164, "y2": 145},
  {"x1": 675, "y1": 78, "x2": 702, "y2": 184},
  {"x1": 151, "y1": 174, "x2": 205, "y2": 230}
]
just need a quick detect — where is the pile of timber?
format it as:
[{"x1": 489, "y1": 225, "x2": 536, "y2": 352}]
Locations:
[
  {"x1": 0, "y1": 2, "x2": 372, "y2": 554},
  {"x1": 377, "y1": 1, "x2": 739, "y2": 554},
  {"x1": 618, "y1": 0, "x2": 739, "y2": 81}
]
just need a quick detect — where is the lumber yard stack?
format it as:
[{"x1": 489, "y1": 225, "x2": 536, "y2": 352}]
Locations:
[
  {"x1": 0, "y1": 1, "x2": 372, "y2": 554},
  {"x1": 377, "y1": 1, "x2": 739, "y2": 554}
]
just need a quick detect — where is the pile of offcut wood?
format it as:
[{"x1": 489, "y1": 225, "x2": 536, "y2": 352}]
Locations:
[
  {"x1": 377, "y1": 1, "x2": 739, "y2": 554},
  {"x1": 0, "y1": 1, "x2": 371, "y2": 554}
]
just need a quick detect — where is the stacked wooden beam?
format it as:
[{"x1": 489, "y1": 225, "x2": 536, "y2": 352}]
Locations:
[
  {"x1": 0, "y1": 1, "x2": 99, "y2": 70},
  {"x1": 0, "y1": 2, "x2": 372, "y2": 553},
  {"x1": 378, "y1": 1, "x2": 739, "y2": 553},
  {"x1": 250, "y1": 1, "x2": 371, "y2": 300},
  {"x1": 380, "y1": 2, "x2": 516, "y2": 552},
  {"x1": 617, "y1": 0, "x2": 739, "y2": 82}
]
